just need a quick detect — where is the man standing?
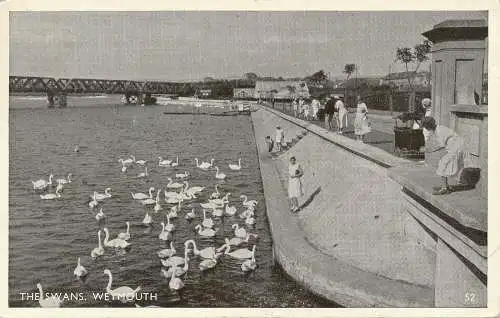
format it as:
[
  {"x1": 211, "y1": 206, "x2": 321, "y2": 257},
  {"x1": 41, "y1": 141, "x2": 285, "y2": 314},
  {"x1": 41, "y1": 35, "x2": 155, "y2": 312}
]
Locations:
[
  {"x1": 324, "y1": 96, "x2": 336, "y2": 130},
  {"x1": 311, "y1": 98, "x2": 320, "y2": 120}
]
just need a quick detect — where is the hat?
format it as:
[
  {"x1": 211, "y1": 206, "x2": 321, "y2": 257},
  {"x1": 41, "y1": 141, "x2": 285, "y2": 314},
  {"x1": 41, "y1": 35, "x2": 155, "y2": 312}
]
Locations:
[
  {"x1": 422, "y1": 98, "x2": 432, "y2": 107},
  {"x1": 333, "y1": 95, "x2": 339, "y2": 99}
]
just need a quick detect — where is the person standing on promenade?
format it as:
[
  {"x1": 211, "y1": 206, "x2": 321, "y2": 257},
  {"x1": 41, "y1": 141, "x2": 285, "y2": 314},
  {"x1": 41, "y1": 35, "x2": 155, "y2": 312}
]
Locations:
[
  {"x1": 421, "y1": 117, "x2": 467, "y2": 195},
  {"x1": 288, "y1": 156, "x2": 304, "y2": 212},
  {"x1": 311, "y1": 98, "x2": 320, "y2": 120},
  {"x1": 413, "y1": 98, "x2": 432, "y2": 129},
  {"x1": 324, "y1": 96, "x2": 336, "y2": 130},
  {"x1": 354, "y1": 95, "x2": 371, "y2": 142},
  {"x1": 265, "y1": 136, "x2": 274, "y2": 152},
  {"x1": 298, "y1": 98, "x2": 305, "y2": 119},
  {"x1": 275, "y1": 126, "x2": 285, "y2": 152},
  {"x1": 303, "y1": 99, "x2": 311, "y2": 120},
  {"x1": 334, "y1": 95, "x2": 348, "y2": 134},
  {"x1": 292, "y1": 98, "x2": 298, "y2": 117}
]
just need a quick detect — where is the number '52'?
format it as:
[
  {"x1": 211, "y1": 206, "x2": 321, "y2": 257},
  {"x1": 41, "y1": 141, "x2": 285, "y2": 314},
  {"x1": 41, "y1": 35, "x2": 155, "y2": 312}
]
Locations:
[{"x1": 465, "y1": 293, "x2": 476, "y2": 303}]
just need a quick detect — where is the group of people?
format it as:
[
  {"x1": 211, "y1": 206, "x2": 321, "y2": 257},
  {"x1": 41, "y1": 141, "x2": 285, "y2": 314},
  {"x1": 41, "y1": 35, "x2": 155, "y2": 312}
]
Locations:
[{"x1": 292, "y1": 97, "x2": 321, "y2": 121}]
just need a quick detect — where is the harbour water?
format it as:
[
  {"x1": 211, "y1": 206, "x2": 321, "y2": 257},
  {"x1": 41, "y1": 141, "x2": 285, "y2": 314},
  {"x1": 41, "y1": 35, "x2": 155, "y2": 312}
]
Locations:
[{"x1": 9, "y1": 95, "x2": 337, "y2": 307}]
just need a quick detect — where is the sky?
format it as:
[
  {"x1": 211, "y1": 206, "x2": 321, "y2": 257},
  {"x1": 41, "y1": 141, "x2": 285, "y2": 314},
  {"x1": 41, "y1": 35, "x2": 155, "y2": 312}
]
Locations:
[{"x1": 9, "y1": 11, "x2": 488, "y2": 81}]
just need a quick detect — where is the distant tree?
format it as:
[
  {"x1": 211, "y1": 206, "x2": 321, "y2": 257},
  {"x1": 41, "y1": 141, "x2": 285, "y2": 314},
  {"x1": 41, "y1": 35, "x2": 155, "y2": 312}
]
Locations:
[
  {"x1": 395, "y1": 40, "x2": 431, "y2": 112},
  {"x1": 308, "y1": 70, "x2": 328, "y2": 85},
  {"x1": 203, "y1": 77, "x2": 215, "y2": 83},
  {"x1": 343, "y1": 64, "x2": 357, "y2": 103},
  {"x1": 244, "y1": 72, "x2": 259, "y2": 81},
  {"x1": 277, "y1": 76, "x2": 284, "y2": 81}
]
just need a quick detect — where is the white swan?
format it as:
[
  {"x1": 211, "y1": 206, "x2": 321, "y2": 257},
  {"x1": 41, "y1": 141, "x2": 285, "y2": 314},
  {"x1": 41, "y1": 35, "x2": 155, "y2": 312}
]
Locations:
[
  {"x1": 103, "y1": 228, "x2": 131, "y2": 249},
  {"x1": 73, "y1": 257, "x2": 88, "y2": 278},
  {"x1": 153, "y1": 190, "x2": 162, "y2": 212},
  {"x1": 196, "y1": 158, "x2": 214, "y2": 170},
  {"x1": 132, "y1": 187, "x2": 155, "y2": 200},
  {"x1": 176, "y1": 171, "x2": 189, "y2": 179},
  {"x1": 241, "y1": 253, "x2": 257, "y2": 272},
  {"x1": 240, "y1": 195, "x2": 258, "y2": 208},
  {"x1": 240, "y1": 207, "x2": 255, "y2": 219},
  {"x1": 183, "y1": 181, "x2": 205, "y2": 195},
  {"x1": 56, "y1": 180, "x2": 64, "y2": 194},
  {"x1": 223, "y1": 240, "x2": 256, "y2": 259},
  {"x1": 119, "y1": 156, "x2": 134, "y2": 165},
  {"x1": 245, "y1": 216, "x2": 255, "y2": 225},
  {"x1": 40, "y1": 188, "x2": 61, "y2": 200},
  {"x1": 103, "y1": 269, "x2": 141, "y2": 303},
  {"x1": 36, "y1": 283, "x2": 63, "y2": 307},
  {"x1": 166, "y1": 178, "x2": 183, "y2": 189},
  {"x1": 214, "y1": 167, "x2": 226, "y2": 180},
  {"x1": 141, "y1": 189, "x2": 159, "y2": 205},
  {"x1": 56, "y1": 173, "x2": 72, "y2": 185},
  {"x1": 210, "y1": 184, "x2": 220, "y2": 199},
  {"x1": 95, "y1": 208, "x2": 105, "y2": 221},
  {"x1": 161, "y1": 248, "x2": 189, "y2": 268},
  {"x1": 223, "y1": 235, "x2": 250, "y2": 247},
  {"x1": 165, "y1": 214, "x2": 175, "y2": 232},
  {"x1": 168, "y1": 270, "x2": 185, "y2": 291},
  {"x1": 142, "y1": 211, "x2": 152, "y2": 226},
  {"x1": 159, "y1": 222, "x2": 171, "y2": 241},
  {"x1": 229, "y1": 159, "x2": 242, "y2": 171},
  {"x1": 157, "y1": 241, "x2": 176, "y2": 258},
  {"x1": 225, "y1": 205, "x2": 237, "y2": 216},
  {"x1": 211, "y1": 208, "x2": 223, "y2": 218},
  {"x1": 161, "y1": 252, "x2": 189, "y2": 279},
  {"x1": 93, "y1": 188, "x2": 112, "y2": 201},
  {"x1": 209, "y1": 193, "x2": 230, "y2": 206},
  {"x1": 158, "y1": 157, "x2": 172, "y2": 167},
  {"x1": 89, "y1": 196, "x2": 98, "y2": 209},
  {"x1": 202, "y1": 209, "x2": 214, "y2": 228},
  {"x1": 185, "y1": 208, "x2": 196, "y2": 220},
  {"x1": 232, "y1": 224, "x2": 247, "y2": 238},
  {"x1": 121, "y1": 163, "x2": 127, "y2": 173},
  {"x1": 184, "y1": 239, "x2": 220, "y2": 259},
  {"x1": 171, "y1": 156, "x2": 179, "y2": 167},
  {"x1": 117, "y1": 221, "x2": 130, "y2": 241},
  {"x1": 195, "y1": 224, "x2": 218, "y2": 237},
  {"x1": 138, "y1": 167, "x2": 148, "y2": 178},
  {"x1": 91, "y1": 231, "x2": 105, "y2": 258},
  {"x1": 199, "y1": 258, "x2": 218, "y2": 271},
  {"x1": 32, "y1": 174, "x2": 53, "y2": 190},
  {"x1": 135, "y1": 157, "x2": 147, "y2": 165}
]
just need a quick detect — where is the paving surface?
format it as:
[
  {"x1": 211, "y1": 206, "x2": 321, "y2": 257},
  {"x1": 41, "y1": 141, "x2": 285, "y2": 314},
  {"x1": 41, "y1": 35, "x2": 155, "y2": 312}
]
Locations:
[{"x1": 251, "y1": 108, "x2": 434, "y2": 307}]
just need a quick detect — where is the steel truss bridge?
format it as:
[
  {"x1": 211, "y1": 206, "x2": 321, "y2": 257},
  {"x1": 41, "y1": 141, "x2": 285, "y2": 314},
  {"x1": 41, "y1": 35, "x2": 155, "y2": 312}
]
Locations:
[{"x1": 9, "y1": 75, "x2": 189, "y2": 95}]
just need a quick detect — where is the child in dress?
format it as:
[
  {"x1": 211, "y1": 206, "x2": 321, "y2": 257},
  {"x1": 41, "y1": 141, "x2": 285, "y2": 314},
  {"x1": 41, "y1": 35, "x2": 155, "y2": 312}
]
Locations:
[
  {"x1": 275, "y1": 126, "x2": 285, "y2": 152},
  {"x1": 265, "y1": 136, "x2": 274, "y2": 152}
]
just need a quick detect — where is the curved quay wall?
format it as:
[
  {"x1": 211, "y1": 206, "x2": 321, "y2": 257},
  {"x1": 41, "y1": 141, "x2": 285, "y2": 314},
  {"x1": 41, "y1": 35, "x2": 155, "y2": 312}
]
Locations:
[{"x1": 250, "y1": 105, "x2": 486, "y2": 308}]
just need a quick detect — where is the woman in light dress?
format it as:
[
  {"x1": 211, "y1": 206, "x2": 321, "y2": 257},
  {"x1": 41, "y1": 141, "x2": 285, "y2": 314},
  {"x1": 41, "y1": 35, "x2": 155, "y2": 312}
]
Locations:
[
  {"x1": 334, "y1": 96, "x2": 348, "y2": 134},
  {"x1": 288, "y1": 156, "x2": 304, "y2": 212},
  {"x1": 421, "y1": 117, "x2": 467, "y2": 195},
  {"x1": 311, "y1": 99, "x2": 320, "y2": 120},
  {"x1": 354, "y1": 95, "x2": 371, "y2": 142}
]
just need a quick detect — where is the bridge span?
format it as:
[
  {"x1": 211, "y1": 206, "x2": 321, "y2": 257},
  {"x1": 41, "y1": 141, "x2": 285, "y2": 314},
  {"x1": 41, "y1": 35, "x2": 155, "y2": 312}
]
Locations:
[{"x1": 9, "y1": 75, "x2": 187, "y2": 107}]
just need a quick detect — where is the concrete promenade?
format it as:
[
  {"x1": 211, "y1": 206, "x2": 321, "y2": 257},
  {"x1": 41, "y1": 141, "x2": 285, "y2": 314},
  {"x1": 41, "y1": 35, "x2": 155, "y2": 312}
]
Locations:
[{"x1": 251, "y1": 106, "x2": 434, "y2": 307}]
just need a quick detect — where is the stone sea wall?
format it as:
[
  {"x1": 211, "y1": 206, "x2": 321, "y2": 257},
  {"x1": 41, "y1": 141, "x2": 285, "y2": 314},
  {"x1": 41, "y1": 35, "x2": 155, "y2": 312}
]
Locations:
[{"x1": 251, "y1": 106, "x2": 435, "y2": 307}]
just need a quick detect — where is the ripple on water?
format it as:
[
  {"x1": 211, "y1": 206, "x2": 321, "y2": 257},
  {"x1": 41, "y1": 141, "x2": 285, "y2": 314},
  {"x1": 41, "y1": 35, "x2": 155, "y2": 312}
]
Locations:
[{"x1": 9, "y1": 100, "x2": 338, "y2": 308}]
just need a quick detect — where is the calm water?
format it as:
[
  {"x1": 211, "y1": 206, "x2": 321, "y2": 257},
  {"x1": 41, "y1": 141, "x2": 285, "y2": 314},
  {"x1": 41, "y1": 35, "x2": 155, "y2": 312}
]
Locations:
[{"x1": 9, "y1": 95, "x2": 337, "y2": 308}]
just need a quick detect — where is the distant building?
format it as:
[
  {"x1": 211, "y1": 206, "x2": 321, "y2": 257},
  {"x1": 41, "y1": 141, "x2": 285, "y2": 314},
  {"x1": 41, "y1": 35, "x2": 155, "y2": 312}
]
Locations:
[
  {"x1": 198, "y1": 89, "x2": 212, "y2": 97},
  {"x1": 233, "y1": 88, "x2": 255, "y2": 99},
  {"x1": 380, "y1": 71, "x2": 431, "y2": 90},
  {"x1": 254, "y1": 80, "x2": 310, "y2": 100}
]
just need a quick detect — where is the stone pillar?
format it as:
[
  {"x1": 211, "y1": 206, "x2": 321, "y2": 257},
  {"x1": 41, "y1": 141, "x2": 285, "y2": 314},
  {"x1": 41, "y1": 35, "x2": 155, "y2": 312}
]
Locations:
[{"x1": 422, "y1": 20, "x2": 487, "y2": 127}]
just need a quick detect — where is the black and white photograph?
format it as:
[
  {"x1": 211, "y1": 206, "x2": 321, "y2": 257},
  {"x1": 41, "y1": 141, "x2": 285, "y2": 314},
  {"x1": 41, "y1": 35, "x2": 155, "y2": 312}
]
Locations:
[{"x1": 3, "y1": 1, "x2": 497, "y2": 315}]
